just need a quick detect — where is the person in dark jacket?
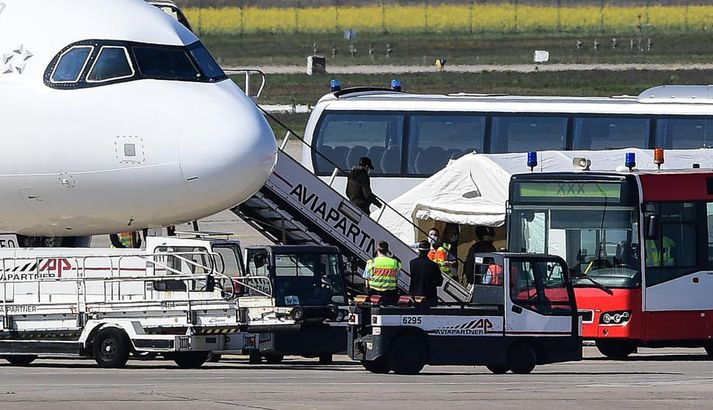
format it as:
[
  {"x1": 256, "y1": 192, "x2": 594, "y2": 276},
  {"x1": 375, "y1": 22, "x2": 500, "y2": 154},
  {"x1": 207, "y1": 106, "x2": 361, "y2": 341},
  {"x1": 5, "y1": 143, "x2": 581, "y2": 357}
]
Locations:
[
  {"x1": 346, "y1": 156, "x2": 382, "y2": 214},
  {"x1": 463, "y1": 226, "x2": 497, "y2": 284},
  {"x1": 409, "y1": 240, "x2": 444, "y2": 306}
]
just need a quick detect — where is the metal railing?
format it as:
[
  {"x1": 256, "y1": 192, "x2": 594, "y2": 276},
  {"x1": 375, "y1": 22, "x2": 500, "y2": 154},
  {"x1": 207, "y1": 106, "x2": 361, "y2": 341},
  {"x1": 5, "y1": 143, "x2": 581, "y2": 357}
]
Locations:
[
  {"x1": 223, "y1": 68, "x2": 266, "y2": 100},
  {"x1": 0, "y1": 250, "x2": 236, "y2": 326}
]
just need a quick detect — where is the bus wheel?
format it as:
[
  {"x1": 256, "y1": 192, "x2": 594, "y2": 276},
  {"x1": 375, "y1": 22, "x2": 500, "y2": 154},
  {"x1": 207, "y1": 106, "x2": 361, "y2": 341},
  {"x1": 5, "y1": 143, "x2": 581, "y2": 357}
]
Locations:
[
  {"x1": 595, "y1": 340, "x2": 636, "y2": 359},
  {"x1": 318, "y1": 354, "x2": 333, "y2": 365},
  {"x1": 361, "y1": 359, "x2": 390, "y2": 374},
  {"x1": 507, "y1": 343, "x2": 536, "y2": 374},
  {"x1": 173, "y1": 351, "x2": 209, "y2": 368},
  {"x1": 387, "y1": 334, "x2": 427, "y2": 375},
  {"x1": 4, "y1": 355, "x2": 37, "y2": 366},
  {"x1": 486, "y1": 365, "x2": 509, "y2": 374},
  {"x1": 93, "y1": 328, "x2": 130, "y2": 368},
  {"x1": 264, "y1": 354, "x2": 284, "y2": 364},
  {"x1": 207, "y1": 353, "x2": 222, "y2": 363}
]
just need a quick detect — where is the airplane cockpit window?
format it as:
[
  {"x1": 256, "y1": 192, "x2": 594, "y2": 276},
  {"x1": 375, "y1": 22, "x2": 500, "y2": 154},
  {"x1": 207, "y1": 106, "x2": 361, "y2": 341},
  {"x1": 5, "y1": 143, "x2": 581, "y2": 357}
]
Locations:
[
  {"x1": 133, "y1": 46, "x2": 200, "y2": 81},
  {"x1": 188, "y1": 42, "x2": 226, "y2": 81},
  {"x1": 45, "y1": 40, "x2": 228, "y2": 89},
  {"x1": 87, "y1": 46, "x2": 134, "y2": 83},
  {"x1": 51, "y1": 46, "x2": 93, "y2": 83}
]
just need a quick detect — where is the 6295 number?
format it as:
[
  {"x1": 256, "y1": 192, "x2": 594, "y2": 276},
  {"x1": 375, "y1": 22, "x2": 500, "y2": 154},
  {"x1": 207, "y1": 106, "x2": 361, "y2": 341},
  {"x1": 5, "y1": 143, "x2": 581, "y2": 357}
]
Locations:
[{"x1": 402, "y1": 316, "x2": 422, "y2": 325}]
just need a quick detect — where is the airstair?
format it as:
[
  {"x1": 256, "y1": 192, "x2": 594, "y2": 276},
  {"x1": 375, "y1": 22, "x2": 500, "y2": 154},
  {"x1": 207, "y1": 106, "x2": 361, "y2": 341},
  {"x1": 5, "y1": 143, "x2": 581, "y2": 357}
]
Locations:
[{"x1": 233, "y1": 135, "x2": 470, "y2": 303}]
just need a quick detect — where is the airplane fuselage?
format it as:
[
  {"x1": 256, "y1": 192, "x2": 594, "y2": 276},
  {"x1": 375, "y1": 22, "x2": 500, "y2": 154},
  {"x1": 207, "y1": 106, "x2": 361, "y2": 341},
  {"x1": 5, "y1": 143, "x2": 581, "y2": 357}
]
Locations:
[{"x1": 0, "y1": 0, "x2": 277, "y2": 236}]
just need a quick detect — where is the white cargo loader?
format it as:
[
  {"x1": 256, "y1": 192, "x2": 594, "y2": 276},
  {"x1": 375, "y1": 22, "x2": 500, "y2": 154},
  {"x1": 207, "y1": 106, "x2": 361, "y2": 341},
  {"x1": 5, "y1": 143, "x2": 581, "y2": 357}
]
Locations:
[{"x1": 0, "y1": 237, "x2": 257, "y2": 368}]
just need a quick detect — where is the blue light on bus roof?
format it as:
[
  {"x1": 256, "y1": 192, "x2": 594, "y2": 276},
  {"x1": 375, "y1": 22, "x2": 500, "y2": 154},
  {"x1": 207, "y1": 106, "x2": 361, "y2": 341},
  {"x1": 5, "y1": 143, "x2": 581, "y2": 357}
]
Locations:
[
  {"x1": 390, "y1": 79, "x2": 402, "y2": 91},
  {"x1": 527, "y1": 151, "x2": 537, "y2": 171},
  {"x1": 625, "y1": 152, "x2": 636, "y2": 171},
  {"x1": 330, "y1": 79, "x2": 342, "y2": 92}
]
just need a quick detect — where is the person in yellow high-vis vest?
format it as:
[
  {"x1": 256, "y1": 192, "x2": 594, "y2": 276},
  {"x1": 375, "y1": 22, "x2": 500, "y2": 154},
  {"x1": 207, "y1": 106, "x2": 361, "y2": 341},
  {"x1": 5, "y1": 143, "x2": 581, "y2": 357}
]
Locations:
[
  {"x1": 363, "y1": 241, "x2": 402, "y2": 304},
  {"x1": 645, "y1": 236, "x2": 676, "y2": 267}
]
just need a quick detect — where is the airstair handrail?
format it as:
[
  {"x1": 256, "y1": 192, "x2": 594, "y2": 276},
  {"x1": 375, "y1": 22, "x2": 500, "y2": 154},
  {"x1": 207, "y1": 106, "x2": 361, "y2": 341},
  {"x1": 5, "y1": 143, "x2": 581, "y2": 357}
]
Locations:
[{"x1": 225, "y1": 68, "x2": 266, "y2": 100}]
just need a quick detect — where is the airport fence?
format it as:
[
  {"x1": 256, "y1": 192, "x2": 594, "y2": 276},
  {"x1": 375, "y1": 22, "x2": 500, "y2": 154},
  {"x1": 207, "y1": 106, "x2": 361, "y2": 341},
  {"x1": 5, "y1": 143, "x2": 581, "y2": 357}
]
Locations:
[{"x1": 175, "y1": 0, "x2": 713, "y2": 35}]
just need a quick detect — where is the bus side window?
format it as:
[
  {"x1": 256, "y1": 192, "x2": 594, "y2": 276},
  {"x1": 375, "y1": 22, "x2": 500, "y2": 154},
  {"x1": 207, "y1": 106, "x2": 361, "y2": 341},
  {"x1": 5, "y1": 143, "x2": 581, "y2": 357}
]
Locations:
[
  {"x1": 573, "y1": 117, "x2": 649, "y2": 150},
  {"x1": 655, "y1": 118, "x2": 711, "y2": 149},
  {"x1": 313, "y1": 113, "x2": 403, "y2": 175},
  {"x1": 407, "y1": 114, "x2": 485, "y2": 175},
  {"x1": 491, "y1": 116, "x2": 567, "y2": 154},
  {"x1": 645, "y1": 202, "x2": 698, "y2": 285}
]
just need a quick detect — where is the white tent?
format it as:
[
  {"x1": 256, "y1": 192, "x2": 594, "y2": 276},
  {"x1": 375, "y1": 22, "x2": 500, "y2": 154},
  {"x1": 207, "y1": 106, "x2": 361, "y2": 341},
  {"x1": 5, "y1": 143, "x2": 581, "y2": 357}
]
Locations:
[{"x1": 376, "y1": 148, "x2": 713, "y2": 244}]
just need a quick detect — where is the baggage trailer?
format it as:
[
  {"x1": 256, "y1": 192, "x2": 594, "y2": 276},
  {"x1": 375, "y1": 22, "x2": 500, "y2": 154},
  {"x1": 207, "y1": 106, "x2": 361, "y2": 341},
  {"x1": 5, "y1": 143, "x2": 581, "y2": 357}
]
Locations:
[
  {"x1": 0, "y1": 237, "x2": 252, "y2": 368},
  {"x1": 348, "y1": 253, "x2": 582, "y2": 374},
  {"x1": 216, "y1": 245, "x2": 350, "y2": 364}
]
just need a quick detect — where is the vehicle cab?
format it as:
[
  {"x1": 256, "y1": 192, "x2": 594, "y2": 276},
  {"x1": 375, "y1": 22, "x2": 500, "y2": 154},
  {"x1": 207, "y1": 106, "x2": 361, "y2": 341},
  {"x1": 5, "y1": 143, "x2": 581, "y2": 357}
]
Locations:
[{"x1": 222, "y1": 245, "x2": 350, "y2": 364}]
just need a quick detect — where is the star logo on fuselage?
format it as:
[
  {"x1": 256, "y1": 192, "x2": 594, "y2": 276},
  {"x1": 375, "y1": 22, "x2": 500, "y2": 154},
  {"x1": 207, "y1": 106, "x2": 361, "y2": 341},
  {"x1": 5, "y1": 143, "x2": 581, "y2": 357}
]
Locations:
[{"x1": 1, "y1": 44, "x2": 33, "y2": 75}]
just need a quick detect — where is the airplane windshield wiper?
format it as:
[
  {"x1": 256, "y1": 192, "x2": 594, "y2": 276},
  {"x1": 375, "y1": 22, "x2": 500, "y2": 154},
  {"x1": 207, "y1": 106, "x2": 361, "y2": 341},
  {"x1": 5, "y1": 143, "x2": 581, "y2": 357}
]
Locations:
[{"x1": 577, "y1": 276, "x2": 614, "y2": 295}]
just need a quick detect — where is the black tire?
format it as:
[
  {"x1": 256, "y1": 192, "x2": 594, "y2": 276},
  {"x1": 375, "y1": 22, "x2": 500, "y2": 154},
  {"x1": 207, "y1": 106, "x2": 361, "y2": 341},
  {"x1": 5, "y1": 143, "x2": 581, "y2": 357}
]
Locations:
[
  {"x1": 248, "y1": 351, "x2": 262, "y2": 364},
  {"x1": 595, "y1": 340, "x2": 637, "y2": 359},
  {"x1": 207, "y1": 353, "x2": 222, "y2": 363},
  {"x1": 318, "y1": 354, "x2": 333, "y2": 365},
  {"x1": 361, "y1": 359, "x2": 390, "y2": 374},
  {"x1": 264, "y1": 354, "x2": 284, "y2": 364},
  {"x1": 387, "y1": 334, "x2": 427, "y2": 375},
  {"x1": 173, "y1": 351, "x2": 209, "y2": 369},
  {"x1": 507, "y1": 343, "x2": 537, "y2": 374},
  {"x1": 93, "y1": 328, "x2": 130, "y2": 368},
  {"x1": 4, "y1": 355, "x2": 37, "y2": 366},
  {"x1": 486, "y1": 365, "x2": 509, "y2": 374}
]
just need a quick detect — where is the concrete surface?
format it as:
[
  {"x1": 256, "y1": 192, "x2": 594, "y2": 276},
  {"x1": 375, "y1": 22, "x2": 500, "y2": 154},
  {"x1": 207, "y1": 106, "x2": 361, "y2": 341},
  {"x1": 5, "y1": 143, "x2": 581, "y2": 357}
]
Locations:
[{"x1": 1, "y1": 347, "x2": 713, "y2": 409}]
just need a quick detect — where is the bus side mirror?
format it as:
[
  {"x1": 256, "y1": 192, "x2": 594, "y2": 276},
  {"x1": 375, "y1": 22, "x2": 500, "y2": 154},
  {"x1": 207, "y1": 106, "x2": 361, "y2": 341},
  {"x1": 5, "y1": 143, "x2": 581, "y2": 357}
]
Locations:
[{"x1": 646, "y1": 215, "x2": 659, "y2": 240}]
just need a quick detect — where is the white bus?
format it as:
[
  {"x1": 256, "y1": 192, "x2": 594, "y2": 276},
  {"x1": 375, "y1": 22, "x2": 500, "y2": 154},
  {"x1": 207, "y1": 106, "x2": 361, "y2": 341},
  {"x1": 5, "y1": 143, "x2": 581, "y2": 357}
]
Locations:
[{"x1": 301, "y1": 84, "x2": 713, "y2": 202}]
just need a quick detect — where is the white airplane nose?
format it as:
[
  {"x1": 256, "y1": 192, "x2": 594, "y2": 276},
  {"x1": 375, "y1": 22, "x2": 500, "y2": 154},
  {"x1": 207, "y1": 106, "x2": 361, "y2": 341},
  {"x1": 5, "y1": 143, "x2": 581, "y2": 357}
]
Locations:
[{"x1": 179, "y1": 85, "x2": 277, "y2": 213}]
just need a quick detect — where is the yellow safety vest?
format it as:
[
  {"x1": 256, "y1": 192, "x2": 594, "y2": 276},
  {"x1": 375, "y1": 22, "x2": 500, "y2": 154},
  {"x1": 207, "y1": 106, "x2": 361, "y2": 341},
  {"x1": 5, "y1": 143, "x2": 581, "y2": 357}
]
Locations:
[
  {"x1": 366, "y1": 256, "x2": 401, "y2": 291},
  {"x1": 645, "y1": 237, "x2": 675, "y2": 267}
]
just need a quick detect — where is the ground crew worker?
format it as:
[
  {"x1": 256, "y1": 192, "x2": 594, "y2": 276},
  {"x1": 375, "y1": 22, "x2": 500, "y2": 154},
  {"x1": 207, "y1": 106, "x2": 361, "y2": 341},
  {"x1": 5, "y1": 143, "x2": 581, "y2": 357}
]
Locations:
[
  {"x1": 645, "y1": 236, "x2": 676, "y2": 266},
  {"x1": 363, "y1": 241, "x2": 401, "y2": 304},
  {"x1": 482, "y1": 263, "x2": 504, "y2": 285},
  {"x1": 410, "y1": 227, "x2": 439, "y2": 249},
  {"x1": 346, "y1": 156, "x2": 382, "y2": 214},
  {"x1": 443, "y1": 223, "x2": 460, "y2": 263},
  {"x1": 409, "y1": 240, "x2": 443, "y2": 306},
  {"x1": 463, "y1": 226, "x2": 497, "y2": 284},
  {"x1": 428, "y1": 240, "x2": 453, "y2": 279}
]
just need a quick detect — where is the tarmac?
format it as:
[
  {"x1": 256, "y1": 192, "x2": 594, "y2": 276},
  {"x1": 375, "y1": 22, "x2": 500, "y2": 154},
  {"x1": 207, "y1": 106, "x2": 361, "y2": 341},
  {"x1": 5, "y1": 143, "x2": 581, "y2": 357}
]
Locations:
[
  {"x1": 1, "y1": 347, "x2": 712, "y2": 409},
  {"x1": 74, "y1": 141, "x2": 713, "y2": 409}
]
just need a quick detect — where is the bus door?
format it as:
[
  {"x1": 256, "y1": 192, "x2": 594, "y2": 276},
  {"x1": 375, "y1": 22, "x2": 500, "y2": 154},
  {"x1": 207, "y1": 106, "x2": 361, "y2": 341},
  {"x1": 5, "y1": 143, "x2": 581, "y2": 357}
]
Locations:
[{"x1": 641, "y1": 201, "x2": 713, "y2": 341}]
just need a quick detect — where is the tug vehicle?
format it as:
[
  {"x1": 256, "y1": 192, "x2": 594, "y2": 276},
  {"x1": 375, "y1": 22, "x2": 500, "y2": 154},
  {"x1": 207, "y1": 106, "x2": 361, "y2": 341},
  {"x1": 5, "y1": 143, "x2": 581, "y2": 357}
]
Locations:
[{"x1": 348, "y1": 253, "x2": 581, "y2": 374}]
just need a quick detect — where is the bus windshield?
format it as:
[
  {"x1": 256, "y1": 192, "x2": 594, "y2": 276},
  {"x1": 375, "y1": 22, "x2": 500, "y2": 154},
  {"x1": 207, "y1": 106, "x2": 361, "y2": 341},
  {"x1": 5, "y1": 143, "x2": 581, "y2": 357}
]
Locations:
[{"x1": 509, "y1": 207, "x2": 641, "y2": 289}]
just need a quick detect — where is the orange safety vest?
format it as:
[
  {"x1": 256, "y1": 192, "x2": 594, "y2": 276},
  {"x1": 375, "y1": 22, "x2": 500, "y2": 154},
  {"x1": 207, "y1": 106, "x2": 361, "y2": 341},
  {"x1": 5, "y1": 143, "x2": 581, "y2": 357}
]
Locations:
[
  {"x1": 428, "y1": 246, "x2": 450, "y2": 276},
  {"x1": 484, "y1": 264, "x2": 503, "y2": 285}
]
